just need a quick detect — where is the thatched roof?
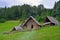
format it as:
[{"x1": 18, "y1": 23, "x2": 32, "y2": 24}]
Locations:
[
  {"x1": 46, "y1": 16, "x2": 60, "y2": 25},
  {"x1": 23, "y1": 16, "x2": 40, "y2": 26},
  {"x1": 13, "y1": 26, "x2": 23, "y2": 31},
  {"x1": 44, "y1": 22, "x2": 51, "y2": 25}
]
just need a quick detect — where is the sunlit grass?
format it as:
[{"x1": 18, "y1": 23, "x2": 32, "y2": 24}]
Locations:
[{"x1": 0, "y1": 21, "x2": 60, "y2": 40}]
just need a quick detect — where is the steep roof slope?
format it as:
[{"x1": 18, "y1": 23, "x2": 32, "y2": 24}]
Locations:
[
  {"x1": 46, "y1": 16, "x2": 60, "y2": 25},
  {"x1": 23, "y1": 16, "x2": 40, "y2": 26}
]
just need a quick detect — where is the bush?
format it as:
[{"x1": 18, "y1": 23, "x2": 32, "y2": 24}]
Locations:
[{"x1": 0, "y1": 18, "x2": 6, "y2": 23}]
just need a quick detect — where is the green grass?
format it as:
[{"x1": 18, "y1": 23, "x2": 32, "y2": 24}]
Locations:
[{"x1": 0, "y1": 21, "x2": 60, "y2": 40}]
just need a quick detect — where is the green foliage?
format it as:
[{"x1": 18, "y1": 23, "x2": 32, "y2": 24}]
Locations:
[
  {"x1": 0, "y1": 18, "x2": 6, "y2": 23},
  {"x1": 0, "y1": 1, "x2": 60, "y2": 22},
  {"x1": 52, "y1": 1, "x2": 60, "y2": 21}
]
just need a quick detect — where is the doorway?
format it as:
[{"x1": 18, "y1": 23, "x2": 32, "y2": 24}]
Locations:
[{"x1": 31, "y1": 25, "x2": 33, "y2": 29}]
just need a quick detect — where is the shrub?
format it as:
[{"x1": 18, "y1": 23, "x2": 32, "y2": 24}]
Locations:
[{"x1": 0, "y1": 18, "x2": 6, "y2": 23}]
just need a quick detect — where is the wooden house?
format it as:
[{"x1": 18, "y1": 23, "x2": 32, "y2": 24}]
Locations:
[
  {"x1": 44, "y1": 16, "x2": 60, "y2": 26},
  {"x1": 23, "y1": 16, "x2": 41, "y2": 30}
]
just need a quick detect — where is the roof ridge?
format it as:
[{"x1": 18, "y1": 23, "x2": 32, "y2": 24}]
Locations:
[{"x1": 23, "y1": 16, "x2": 40, "y2": 26}]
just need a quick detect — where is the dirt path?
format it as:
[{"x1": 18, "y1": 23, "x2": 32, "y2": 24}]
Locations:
[{"x1": 7, "y1": 21, "x2": 19, "y2": 22}]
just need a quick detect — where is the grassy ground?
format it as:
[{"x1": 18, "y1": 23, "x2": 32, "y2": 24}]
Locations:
[{"x1": 0, "y1": 21, "x2": 60, "y2": 40}]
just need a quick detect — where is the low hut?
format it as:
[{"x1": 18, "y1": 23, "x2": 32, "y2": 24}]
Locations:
[
  {"x1": 44, "y1": 16, "x2": 60, "y2": 26},
  {"x1": 12, "y1": 26, "x2": 23, "y2": 31},
  {"x1": 23, "y1": 16, "x2": 41, "y2": 30},
  {"x1": 12, "y1": 23, "x2": 25, "y2": 31}
]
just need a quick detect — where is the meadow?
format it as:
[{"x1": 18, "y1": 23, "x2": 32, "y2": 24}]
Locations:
[{"x1": 0, "y1": 21, "x2": 60, "y2": 40}]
